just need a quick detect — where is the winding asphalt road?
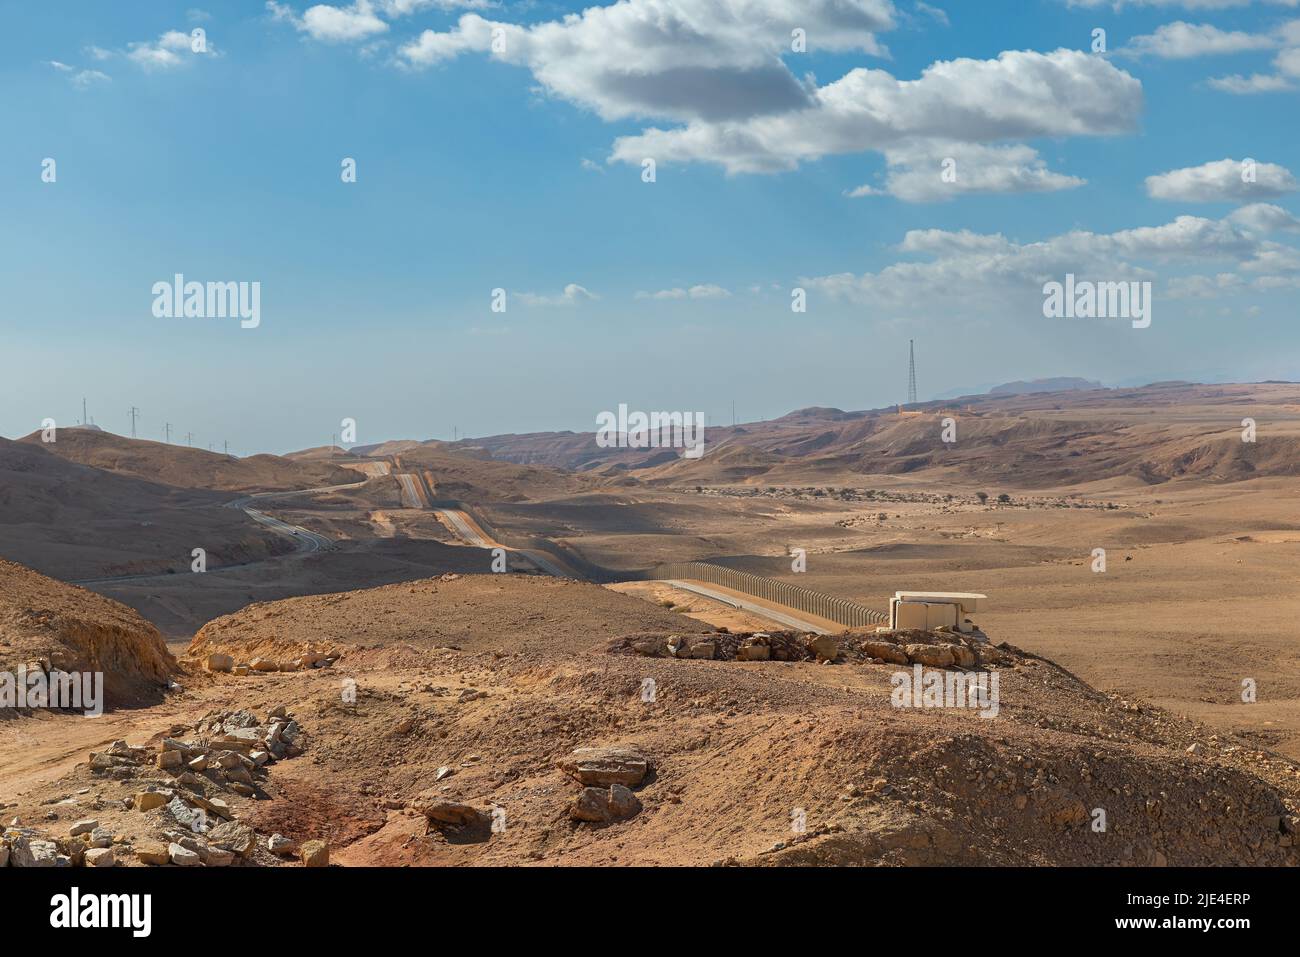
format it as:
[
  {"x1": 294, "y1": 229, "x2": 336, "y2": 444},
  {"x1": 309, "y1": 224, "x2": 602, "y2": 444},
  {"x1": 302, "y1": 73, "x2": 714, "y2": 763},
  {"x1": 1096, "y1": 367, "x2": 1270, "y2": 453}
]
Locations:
[{"x1": 71, "y1": 481, "x2": 365, "y2": 586}]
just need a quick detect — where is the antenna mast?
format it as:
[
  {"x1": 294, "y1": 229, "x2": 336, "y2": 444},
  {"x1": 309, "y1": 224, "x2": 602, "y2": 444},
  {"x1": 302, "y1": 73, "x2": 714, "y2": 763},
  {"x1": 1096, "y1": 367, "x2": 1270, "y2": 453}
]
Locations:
[{"x1": 907, "y1": 339, "x2": 917, "y2": 407}]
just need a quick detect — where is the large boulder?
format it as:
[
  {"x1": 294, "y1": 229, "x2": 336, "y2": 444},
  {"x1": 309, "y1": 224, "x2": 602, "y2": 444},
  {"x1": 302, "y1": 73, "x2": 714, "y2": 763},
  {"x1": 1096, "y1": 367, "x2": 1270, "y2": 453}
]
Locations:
[
  {"x1": 906, "y1": 644, "x2": 955, "y2": 668},
  {"x1": 570, "y1": 784, "x2": 642, "y2": 824},
  {"x1": 412, "y1": 799, "x2": 491, "y2": 831},
  {"x1": 557, "y1": 747, "x2": 651, "y2": 787},
  {"x1": 806, "y1": 634, "x2": 840, "y2": 662},
  {"x1": 861, "y1": 640, "x2": 909, "y2": 665}
]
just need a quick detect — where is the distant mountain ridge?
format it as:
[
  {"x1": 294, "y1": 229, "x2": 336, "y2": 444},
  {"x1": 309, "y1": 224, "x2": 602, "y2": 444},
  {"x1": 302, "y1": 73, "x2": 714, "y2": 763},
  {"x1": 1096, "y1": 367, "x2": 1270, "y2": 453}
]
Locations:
[{"x1": 989, "y1": 377, "x2": 1105, "y2": 395}]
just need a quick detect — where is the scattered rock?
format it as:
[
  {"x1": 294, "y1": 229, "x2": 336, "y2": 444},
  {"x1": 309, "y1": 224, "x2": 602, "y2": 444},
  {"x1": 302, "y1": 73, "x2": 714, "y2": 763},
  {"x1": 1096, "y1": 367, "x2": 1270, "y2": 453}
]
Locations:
[
  {"x1": 134, "y1": 841, "x2": 170, "y2": 865},
  {"x1": 204, "y1": 653, "x2": 234, "y2": 672},
  {"x1": 84, "y1": 847, "x2": 115, "y2": 867},
  {"x1": 268, "y1": 833, "x2": 298, "y2": 856},
  {"x1": 134, "y1": 791, "x2": 168, "y2": 812},
  {"x1": 300, "y1": 839, "x2": 329, "y2": 867},
  {"x1": 168, "y1": 843, "x2": 202, "y2": 867}
]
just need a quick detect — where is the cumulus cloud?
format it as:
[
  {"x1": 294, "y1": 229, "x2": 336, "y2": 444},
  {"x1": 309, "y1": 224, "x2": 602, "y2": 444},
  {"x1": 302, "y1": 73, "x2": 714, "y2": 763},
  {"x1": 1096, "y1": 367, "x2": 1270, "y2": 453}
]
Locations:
[
  {"x1": 372, "y1": 4, "x2": 1142, "y2": 201},
  {"x1": 1061, "y1": 1, "x2": 1300, "y2": 8},
  {"x1": 516, "y1": 283, "x2": 597, "y2": 307},
  {"x1": 397, "y1": 1, "x2": 897, "y2": 122},
  {"x1": 268, "y1": 1, "x2": 388, "y2": 43},
  {"x1": 1124, "y1": 21, "x2": 1278, "y2": 58},
  {"x1": 851, "y1": 141, "x2": 1085, "y2": 202},
  {"x1": 1145, "y1": 158, "x2": 1298, "y2": 201},
  {"x1": 802, "y1": 212, "x2": 1296, "y2": 317},
  {"x1": 611, "y1": 49, "x2": 1141, "y2": 176},
  {"x1": 1227, "y1": 202, "x2": 1300, "y2": 233},
  {"x1": 1208, "y1": 72, "x2": 1293, "y2": 93}
]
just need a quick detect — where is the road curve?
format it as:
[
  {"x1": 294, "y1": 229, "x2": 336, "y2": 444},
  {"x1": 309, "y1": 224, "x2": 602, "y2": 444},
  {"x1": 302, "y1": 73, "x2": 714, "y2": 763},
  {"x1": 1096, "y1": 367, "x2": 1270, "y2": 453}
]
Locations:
[{"x1": 71, "y1": 481, "x2": 366, "y2": 585}]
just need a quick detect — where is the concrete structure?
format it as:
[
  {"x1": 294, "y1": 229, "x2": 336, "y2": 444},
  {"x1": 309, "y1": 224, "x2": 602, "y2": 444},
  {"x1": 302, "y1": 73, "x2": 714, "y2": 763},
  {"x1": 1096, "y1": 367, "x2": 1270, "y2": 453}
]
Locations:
[{"x1": 890, "y1": 592, "x2": 986, "y2": 633}]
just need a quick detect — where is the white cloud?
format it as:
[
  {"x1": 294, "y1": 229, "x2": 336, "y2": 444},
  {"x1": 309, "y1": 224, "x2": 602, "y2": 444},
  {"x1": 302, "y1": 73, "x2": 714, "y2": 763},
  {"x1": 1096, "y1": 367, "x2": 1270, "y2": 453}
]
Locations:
[
  {"x1": 71, "y1": 69, "x2": 112, "y2": 88},
  {"x1": 516, "y1": 283, "x2": 597, "y2": 307},
  {"x1": 50, "y1": 59, "x2": 110, "y2": 87},
  {"x1": 1145, "y1": 158, "x2": 1297, "y2": 201},
  {"x1": 854, "y1": 141, "x2": 1085, "y2": 202},
  {"x1": 1278, "y1": 45, "x2": 1300, "y2": 75},
  {"x1": 1165, "y1": 272, "x2": 1245, "y2": 299},
  {"x1": 1061, "y1": 1, "x2": 1300, "y2": 9},
  {"x1": 126, "y1": 30, "x2": 211, "y2": 70},
  {"x1": 636, "y1": 284, "x2": 732, "y2": 300},
  {"x1": 1124, "y1": 21, "x2": 1277, "y2": 58},
  {"x1": 803, "y1": 212, "x2": 1294, "y2": 317},
  {"x1": 609, "y1": 49, "x2": 1141, "y2": 177},
  {"x1": 1227, "y1": 202, "x2": 1300, "y2": 233},
  {"x1": 398, "y1": 1, "x2": 898, "y2": 121},
  {"x1": 1208, "y1": 72, "x2": 1294, "y2": 93},
  {"x1": 268, "y1": 1, "x2": 389, "y2": 43}
]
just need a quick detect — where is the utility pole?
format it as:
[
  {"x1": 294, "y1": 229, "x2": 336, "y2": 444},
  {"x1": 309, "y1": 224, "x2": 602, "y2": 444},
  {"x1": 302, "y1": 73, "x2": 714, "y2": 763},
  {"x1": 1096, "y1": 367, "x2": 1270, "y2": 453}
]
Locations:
[
  {"x1": 184, "y1": 432, "x2": 194, "y2": 447},
  {"x1": 223, "y1": 440, "x2": 229, "y2": 457},
  {"x1": 907, "y1": 339, "x2": 918, "y2": 407},
  {"x1": 164, "y1": 422, "x2": 172, "y2": 444},
  {"x1": 128, "y1": 406, "x2": 140, "y2": 438},
  {"x1": 731, "y1": 400, "x2": 736, "y2": 427},
  {"x1": 81, "y1": 397, "x2": 87, "y2": 427},
  {"x1": 331, "y1": 433, "x2": 337, "y2": 453}
]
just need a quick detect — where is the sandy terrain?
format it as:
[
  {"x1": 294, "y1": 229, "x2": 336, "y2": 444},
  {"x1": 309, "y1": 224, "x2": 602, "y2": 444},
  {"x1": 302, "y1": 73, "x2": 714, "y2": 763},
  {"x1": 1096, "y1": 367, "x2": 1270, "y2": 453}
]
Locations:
[{"x1": 4, "y1": 382, "x2": 1300, "y2": 867}]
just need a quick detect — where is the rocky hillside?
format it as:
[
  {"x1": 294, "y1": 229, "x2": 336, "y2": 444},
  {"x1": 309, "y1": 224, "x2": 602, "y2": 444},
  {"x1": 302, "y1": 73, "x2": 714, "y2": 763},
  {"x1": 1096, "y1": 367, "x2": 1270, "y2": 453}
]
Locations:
[{"x1": 0, "y1": 558, "x2": 175, "y2": 707}]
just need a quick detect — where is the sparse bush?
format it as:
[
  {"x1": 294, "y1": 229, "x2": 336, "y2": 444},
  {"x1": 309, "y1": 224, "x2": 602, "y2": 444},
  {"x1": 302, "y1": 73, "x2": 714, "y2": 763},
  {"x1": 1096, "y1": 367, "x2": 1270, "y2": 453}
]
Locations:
[
  {"x1": 997, "y1": 493, "x2": 1011, "y2": 504},
  {"x1": 976, "y1": 491, "x2": 989, "y2": 504}
]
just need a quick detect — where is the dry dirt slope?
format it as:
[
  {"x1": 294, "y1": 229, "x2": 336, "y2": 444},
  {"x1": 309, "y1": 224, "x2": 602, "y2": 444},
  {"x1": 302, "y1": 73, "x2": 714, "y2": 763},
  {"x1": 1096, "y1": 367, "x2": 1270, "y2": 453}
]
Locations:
[
  {"x1": 0, "y1": 558, "x2": 175, "y2": 707},
  {"x1": 18, "y1": 429, "x2": 356, "y2": 493},
  {"x1": 0, "y1": 437, "x2": 296, "y2": 580},
  {"x1": 179, "y1": 574, "x2": 1299, "y2": 866}
]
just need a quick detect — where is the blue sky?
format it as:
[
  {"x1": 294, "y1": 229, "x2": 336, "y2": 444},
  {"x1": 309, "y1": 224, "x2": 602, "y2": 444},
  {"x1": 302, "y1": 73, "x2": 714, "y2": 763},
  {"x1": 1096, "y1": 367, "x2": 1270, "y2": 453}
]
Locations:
[{"x1": 2, "y1": 0, "x2": 1299, "y2": 454}]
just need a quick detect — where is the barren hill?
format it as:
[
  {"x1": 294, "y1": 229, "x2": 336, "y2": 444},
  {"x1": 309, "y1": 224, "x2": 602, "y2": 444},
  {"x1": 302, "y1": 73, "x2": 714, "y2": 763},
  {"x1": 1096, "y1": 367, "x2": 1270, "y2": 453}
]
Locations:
[
  {"x1": 454, "y1": 382, "x2": 1300, "y2": 489},
  {"x1": 0, "y1": 558, "x2": 174, "y2": 706},
  {"x1": 0, "y1": 437, "x2": 294, "y2": 581},
  {"x1": 157, "y1": 574, "x2": 1300, "y2": 866},
  {"x1": 19, "y1": 429, "x2": 356, "y2": 493}
]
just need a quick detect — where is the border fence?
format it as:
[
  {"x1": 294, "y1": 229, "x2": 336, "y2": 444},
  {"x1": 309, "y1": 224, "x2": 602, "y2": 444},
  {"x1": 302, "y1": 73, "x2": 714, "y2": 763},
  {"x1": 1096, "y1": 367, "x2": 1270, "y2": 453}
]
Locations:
[{"x1": 637, "y1": 561, "x2": 889, "y2": 628}]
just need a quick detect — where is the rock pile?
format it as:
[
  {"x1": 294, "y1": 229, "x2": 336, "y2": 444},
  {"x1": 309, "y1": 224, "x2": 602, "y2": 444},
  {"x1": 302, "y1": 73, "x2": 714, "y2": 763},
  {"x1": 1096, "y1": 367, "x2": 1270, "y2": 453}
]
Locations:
[
  {"x1": 2, "y1": 706, "x2": 308, "y2": 868},
  {"x1": 205, "y1": 651, "x2": 336, "y2": 675},
  {"x1": 613, "y1": 628, "x2": 1013, "y2": 671}
]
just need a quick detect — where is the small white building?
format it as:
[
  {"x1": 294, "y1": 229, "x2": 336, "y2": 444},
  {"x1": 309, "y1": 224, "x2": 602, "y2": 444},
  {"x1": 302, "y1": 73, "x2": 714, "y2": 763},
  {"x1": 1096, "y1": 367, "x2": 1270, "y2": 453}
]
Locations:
[{"x1": 889, "y1": 591, "x2": 986, "y2": 633}]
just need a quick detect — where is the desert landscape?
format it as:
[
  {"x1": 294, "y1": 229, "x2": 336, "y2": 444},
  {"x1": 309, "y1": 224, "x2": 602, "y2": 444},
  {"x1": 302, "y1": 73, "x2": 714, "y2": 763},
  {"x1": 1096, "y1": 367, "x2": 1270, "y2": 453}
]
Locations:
[{"x1": 3, "y1": 381, "x2": 1299, "y2": 869}]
